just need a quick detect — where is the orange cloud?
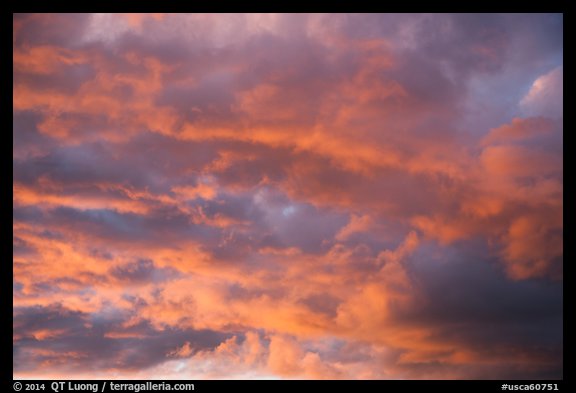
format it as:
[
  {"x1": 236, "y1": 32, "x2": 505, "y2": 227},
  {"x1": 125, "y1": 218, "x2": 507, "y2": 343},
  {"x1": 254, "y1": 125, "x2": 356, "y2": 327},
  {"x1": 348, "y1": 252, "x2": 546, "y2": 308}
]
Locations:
[
  {"x1": 502, "y1": 213, "x2": 563, "y2": 280},
  {"x1": 482, "y1": 117, "x2": 556, "y2": 146}
]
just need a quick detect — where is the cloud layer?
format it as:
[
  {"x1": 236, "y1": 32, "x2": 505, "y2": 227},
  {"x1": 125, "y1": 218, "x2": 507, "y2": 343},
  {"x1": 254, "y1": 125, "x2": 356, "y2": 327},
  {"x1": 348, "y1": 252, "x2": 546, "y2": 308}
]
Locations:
[{"x1": 13, "y1": 13, "x2": 563, "y2": 379}]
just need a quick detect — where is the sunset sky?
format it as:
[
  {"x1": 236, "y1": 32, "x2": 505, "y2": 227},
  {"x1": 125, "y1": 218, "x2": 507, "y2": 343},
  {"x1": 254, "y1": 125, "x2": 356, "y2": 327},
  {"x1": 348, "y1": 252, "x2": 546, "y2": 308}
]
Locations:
[{"x1": 13, "y1": 13, "x2": 563, "y2": 379}]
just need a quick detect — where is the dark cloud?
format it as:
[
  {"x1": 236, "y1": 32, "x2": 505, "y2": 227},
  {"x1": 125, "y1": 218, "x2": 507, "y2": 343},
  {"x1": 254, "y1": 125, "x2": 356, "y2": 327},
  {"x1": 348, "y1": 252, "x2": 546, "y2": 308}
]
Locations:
[
  {"x1": 300, "y1": 293, "x2": 341, "y2": 318},
  {"x1": 13, "y1": 236, "x2": 36, "y2": 257},
  {"x1": 110, "y1": 258, "x2": 180, "y2": 284},
  {"x1": 14, "y1": 133, "x2": 217, "y2": 192},
  {"x1": 14, "y1": 304, "x2": 232, "y2": 372},
  {"x1": 387, "y1": 240, "x2": 563, "y2": 378},
  {"x1": 14, "y1": 64, "x2": 96, "y2": 94},
  {"x1": 14, "y1": 14, "x2": 91, "y2": 48}
]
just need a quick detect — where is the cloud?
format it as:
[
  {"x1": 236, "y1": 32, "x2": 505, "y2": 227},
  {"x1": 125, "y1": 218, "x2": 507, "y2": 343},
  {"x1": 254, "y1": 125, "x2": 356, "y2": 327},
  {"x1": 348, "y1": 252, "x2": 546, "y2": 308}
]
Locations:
[
  {"x1": 13, "y1": 13, "x2": 562, "y2": 379},
  {"x1": 520, "y1": 66, "x2": 563, "y2": 118},
  {"x1": 336, "y1": 214, "x2": 373, "y2": 241},
  {"x1": 481, "y1": 117, "x2": 556, "y2": 146},
  {"x1": 14, "y1": 304, "x2": 231, "y2": 376}
]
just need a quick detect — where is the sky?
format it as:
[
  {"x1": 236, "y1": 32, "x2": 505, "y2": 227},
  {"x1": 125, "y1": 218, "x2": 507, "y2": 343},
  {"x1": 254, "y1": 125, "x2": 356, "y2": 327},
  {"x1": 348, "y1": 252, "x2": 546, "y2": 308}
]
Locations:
[{"x1": 13, "y1": 13, "x2": 563, "y2": 380}]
